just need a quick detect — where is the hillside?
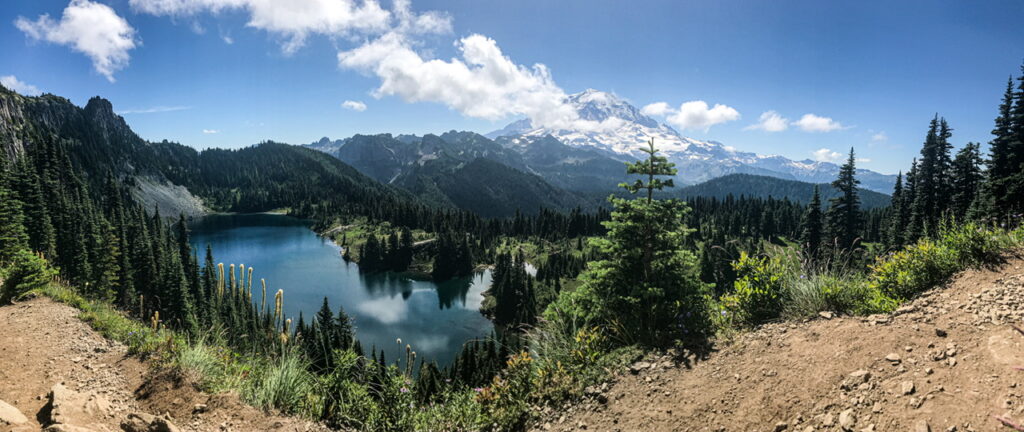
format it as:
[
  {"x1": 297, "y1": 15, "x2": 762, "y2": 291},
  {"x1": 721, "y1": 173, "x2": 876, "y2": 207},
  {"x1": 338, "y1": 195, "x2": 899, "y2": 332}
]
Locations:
[
  {"x1": 0, "y1": 296, "x2": 327, "y2": 431},
  {"x1": 677, "y1": 173, "x2": 892, "y2": 209},
  {"x1": 539, "y1": 256, "x2": 1024, "y2": 431},
  {"x1": 0, "y1": 86, "x2": 420, "y2": 221},
  {"x1": 308, "y1": 132, "x2": 593, "y2": 216}
]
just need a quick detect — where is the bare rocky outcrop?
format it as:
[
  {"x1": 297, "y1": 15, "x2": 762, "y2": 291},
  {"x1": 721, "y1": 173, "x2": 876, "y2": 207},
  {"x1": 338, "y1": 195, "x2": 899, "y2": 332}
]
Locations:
[{"x1": 131, "y1": 176, "x2": 209, "y2": 218}]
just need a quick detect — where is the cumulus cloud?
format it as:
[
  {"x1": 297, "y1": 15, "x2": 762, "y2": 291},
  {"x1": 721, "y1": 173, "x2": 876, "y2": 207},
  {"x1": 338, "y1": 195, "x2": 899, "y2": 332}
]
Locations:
[
  {"x1": 129, "y1": 0, "x2": 446, "y2": 54},
  {"x1": 641, "y1": 100, "x2": 739, "y2": 132},
  {"x1": 342, "y1": 100, "x2": 367, "y2": 111},
  {"x1": 640, "y1": 102, "x2": 672, "y2": 117},
  {"x1": 339, "y1": 32, "x2": 602, "y2": 130},
  {"x1": 16, "y1": 0, "x2": 138, "y2": 82},
  {"x1": 794, "y1": 113, "x2": 844, "y2": 132},
  {"x1": 0, "y1": 75, "x2": 42, "y2": 95},
  {"x1": 812, "y1": 148, "x2": 843, "y2": 163},
  {"x1": 744, "y1": 110, "x2": 789, "y2": 132},
  {"x1": 202, "y1": 129, "x2": 219, "y2": 134},
  {"x1": 871, "y1": 132, "x2": 888, "y2": 142}
]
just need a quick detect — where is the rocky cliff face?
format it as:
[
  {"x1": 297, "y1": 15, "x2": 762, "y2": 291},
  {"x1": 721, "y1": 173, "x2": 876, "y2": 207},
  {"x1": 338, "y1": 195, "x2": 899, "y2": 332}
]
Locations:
[{"x1": 0, "y1": 85, "x2": 209, "y2": 217}]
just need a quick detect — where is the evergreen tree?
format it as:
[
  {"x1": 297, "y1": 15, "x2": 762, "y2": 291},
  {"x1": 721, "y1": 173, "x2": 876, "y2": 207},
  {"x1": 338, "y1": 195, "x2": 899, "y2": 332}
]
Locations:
[
  {"x1": 825, "y1": 148, "x2": 861, "y2": 252},
  {"x1": 986, "y1": 73, "x2": 1024, "y2": 216},
  {"x1": 886, "y1": 172, "x2": 906, "y2": 247},
  {"x1": 950, "y1": 142, "x2": 983, "y2": 220},
  {"x1": 546, "y1": 139, "x2": 710, "y2": 347},
  {"x1": 799, "y1": 185, "x2": 823, "y2": 260},
  {"x1": 0, "y1": 161, "x2": 29, "y2": 263}
]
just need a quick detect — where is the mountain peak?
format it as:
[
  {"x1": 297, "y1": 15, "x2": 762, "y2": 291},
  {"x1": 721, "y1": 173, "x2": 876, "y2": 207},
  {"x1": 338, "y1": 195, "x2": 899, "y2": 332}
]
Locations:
[
  {"x1": 565, "y1": 89, "x2": 660, "y2": 128},
  {"x1": 486, "y1": 88, "x2": 897, "y2": 192}
]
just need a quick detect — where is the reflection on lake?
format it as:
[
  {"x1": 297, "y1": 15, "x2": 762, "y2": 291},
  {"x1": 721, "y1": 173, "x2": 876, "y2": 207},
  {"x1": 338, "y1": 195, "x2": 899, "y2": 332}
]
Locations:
[{"x1": 190, "y1": 213, "x2": 494, "y2": 366}]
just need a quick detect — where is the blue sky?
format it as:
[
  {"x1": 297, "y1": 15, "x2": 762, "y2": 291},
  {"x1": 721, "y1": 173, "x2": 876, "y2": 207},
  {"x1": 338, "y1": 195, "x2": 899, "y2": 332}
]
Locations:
[{"x1": 2, "y1": 0, "x2": 1023, "y2": 174}]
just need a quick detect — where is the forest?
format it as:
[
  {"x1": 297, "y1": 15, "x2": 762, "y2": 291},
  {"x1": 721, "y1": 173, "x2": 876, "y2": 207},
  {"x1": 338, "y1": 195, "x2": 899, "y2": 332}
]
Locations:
[{"x1": 1, "y1": 61, "x2": 1024, "y2": 431}]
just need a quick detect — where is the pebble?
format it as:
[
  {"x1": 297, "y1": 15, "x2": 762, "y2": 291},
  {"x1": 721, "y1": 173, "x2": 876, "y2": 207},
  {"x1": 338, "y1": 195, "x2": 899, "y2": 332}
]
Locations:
[
  {"x1": 902, "y1": 381, "x2": 916, "y2": 395},
  {"x1": 838, "y1": 409, "x2": 856, "y2": 431},
  {"x1": 913, "y1": 419, "x2": 931, "y2": 432}
]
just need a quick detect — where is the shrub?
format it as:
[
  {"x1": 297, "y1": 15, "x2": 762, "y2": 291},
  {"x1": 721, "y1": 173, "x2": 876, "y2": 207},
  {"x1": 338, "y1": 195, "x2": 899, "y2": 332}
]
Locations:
[
  {"x1": 940, "y1": 222, "x2": 1012, "y2": 266},
  {"x1": 723, "y1": 252, "x2": 794, "y2": 325},
  {"x1": 477, "y1": 352, "x2": 534, "y2": 431},
  {"x1": 413, "y1": 388, "x2": 486, "y2": 431},
  {"x1": 869, "y1": 239, "x2": 957, "y2": 302},
  {"x1": 0, "y1": 250, "x2": 56, "y2": 303}
]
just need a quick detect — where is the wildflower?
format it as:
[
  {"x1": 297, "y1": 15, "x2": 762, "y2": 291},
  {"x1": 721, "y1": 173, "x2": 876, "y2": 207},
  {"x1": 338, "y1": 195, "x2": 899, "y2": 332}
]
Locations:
[
  {"x1": 800, "y1": 274, "x2": 806, "y2": 279},
  {"x1": 474, "y1": 387, "x2": 483, "y2": 392},
  {"x1": 400, "y1": 387, "x2": 409, "y2": 393},
  {"x1": 720, "y1": 310, "x2": 727, "y2": 316}
]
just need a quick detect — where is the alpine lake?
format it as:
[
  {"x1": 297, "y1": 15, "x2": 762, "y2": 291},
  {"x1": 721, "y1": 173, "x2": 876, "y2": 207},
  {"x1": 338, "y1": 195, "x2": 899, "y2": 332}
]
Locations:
[{"x1": 189, "y1": 213, "x2": 494, "y2": 367}]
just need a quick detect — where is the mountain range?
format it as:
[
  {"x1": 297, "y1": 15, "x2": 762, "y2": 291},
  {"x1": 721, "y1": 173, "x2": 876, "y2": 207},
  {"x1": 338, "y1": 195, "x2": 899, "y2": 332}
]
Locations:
[
  {"x1": 306, "y1": 89, "x2": 894, "y2": 215},
  {"x1": 485, "y1": 89, "x2": 897, "y2": 193}
]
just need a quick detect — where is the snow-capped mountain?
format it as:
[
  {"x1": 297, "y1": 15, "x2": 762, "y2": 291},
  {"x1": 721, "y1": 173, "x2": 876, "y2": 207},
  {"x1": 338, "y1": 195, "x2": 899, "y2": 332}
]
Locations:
[{"x1": 487, "y1": 89, "x2": 896, "y2": 193}]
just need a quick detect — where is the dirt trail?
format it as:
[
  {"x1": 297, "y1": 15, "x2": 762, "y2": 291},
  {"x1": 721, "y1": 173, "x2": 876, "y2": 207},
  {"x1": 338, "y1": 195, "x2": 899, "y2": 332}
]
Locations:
[
  {"x1": 541, "y1": 258, "x2": 1024, "y2": 432},
  {"x1": 0, "y1": 296, "x2": 326, "y2": 432}
]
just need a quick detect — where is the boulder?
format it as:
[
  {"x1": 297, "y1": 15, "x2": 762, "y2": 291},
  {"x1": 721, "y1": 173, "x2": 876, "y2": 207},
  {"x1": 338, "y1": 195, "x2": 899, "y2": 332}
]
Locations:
[
  {"x1": 121, "y1": 412, "x2": 181, "y2": 432},
  {"x1": 0, "y1": 399, "x2": 29, "y2": 425}
]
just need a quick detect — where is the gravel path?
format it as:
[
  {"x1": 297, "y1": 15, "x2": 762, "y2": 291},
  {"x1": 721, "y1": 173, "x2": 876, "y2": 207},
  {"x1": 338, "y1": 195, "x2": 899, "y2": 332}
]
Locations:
[
  {"x1": 539, "y1": 257, "x2": 1024, "y2": 432},
  {"x1": 0, "y1": 296, "x2": 328, "y2": 432}
]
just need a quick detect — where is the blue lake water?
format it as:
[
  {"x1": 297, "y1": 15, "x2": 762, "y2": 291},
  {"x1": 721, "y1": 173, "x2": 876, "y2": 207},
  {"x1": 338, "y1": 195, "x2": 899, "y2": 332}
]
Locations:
[{"x1": 189, "y1": 213, "x2": 494, "y2": 366}]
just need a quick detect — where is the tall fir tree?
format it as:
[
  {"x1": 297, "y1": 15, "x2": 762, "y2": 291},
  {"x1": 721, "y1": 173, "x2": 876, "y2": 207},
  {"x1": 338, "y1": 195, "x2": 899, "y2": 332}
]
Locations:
[
  {"x1": 0, "y1": 156, "x2": 29, "y2": 263},
  {"x1": 546, "y1": 139, "x2": 710, "y2": 347},
  {"x1": 799, "y1": 185, "x2": 824, "y2": 260},
  {"x1": 950, "y1": 142, "x2": 984, "y2": 220},
  {"x1": 886, "y1": 172, "x2": 906, "y2": 247},
  {"x1": 825, "y1": 148, "x2": 862, "y2": 252}
]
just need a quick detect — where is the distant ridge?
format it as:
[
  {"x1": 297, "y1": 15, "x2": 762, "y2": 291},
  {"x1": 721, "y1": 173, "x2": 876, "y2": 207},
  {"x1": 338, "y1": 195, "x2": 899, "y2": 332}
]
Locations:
[{"x1": 677, "y1": 173, "x2": 891, "y2": 209}]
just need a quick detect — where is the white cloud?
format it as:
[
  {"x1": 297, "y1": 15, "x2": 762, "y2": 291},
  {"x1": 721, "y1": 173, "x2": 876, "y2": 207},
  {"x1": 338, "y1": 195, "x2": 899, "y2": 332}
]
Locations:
[
  {"x1": 641, "y1": 100, "x2": 739, "y2": 132},
  {"x1": 857, "y1": 158, "x2": 872, "y2": 163},
  {"x1": 744, "y1": 110, "x2": 789, "y2": 132},
  {"x1": 0, "y1": 75, "x2": 42, "y2": 95},
  {"x1": 16, "y1": 0, "x2": 138, "y2": 82},
  {"x1": 129, "y1": 0, "x2": 445, "y2": 54},
  {"x1": 339, "y1": 32, "x2": 608, "y2": 131},
  {"x1": 117, "y1": 105, "x2": 191, "y2": 114},
  {"x1": 670, "y1": 101, "x2": 740, "y2": 131},
  {"x1": 640, "y1": 102, "x2": 672, "y2": 117},
  {"x1": 341, "y1": 100, "x2": 367, "y2": 111},
  {"x1": 871, "y1": 132, "x2": 888, "y2": 142},
  {"x1": 812, "y1": 148, "x2": 843, "y2": 163},
  {"x1": 794, "y1": 113, "x2": 844, "y2": 132},
  {"x1": 202, "y1": 129, "x2": 219, "y2": 134}
]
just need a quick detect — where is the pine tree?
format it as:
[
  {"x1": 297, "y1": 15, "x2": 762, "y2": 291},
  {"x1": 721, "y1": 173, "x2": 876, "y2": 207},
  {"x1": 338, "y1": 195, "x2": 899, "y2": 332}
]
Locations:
[
  {"x1": 911, "y1": 117, "x2": 947, "y2": 237},
  {"x1": 0, "y1": 160, "x2": 29, "y2": 263},
  {"x1": 799, "y1": 185, "x2": 823, "y2": 260},
  {"x1": 886, "y1": 172, "x2": 906, "y2": 247},
  {"x1": 904, "y1": 159, "x2": 922, "y2": 242},
  {"x1": 987, "y1": 71, "x2": 1024, "y2": 216},
  {"x1": 950, "y1": 142, "x2": 983, "y2": 220},
  {"x1": 825, "y1": 148, "x2": 861, "y2": 252},
  {"x1": 546, "y1": 139, "x2": 710, "y2": 347}
]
